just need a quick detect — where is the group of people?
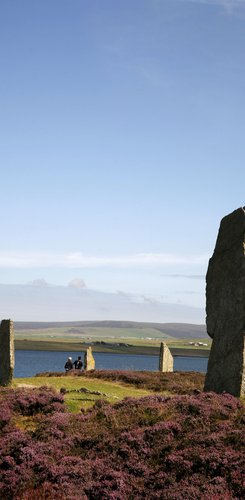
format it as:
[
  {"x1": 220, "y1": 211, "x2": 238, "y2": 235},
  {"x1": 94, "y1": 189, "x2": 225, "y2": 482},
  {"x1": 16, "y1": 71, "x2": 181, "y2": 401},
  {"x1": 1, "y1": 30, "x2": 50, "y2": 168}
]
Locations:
[{"x1": 64, "y1": 355, "x2": 83, "y2": 371}]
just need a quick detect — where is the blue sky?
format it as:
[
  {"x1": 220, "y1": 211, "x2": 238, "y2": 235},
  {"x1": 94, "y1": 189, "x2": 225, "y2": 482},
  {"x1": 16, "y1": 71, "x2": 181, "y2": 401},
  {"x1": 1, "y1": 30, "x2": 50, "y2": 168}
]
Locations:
[{"x1": 1, "y1": 0, "x2": 245, "y2": 322}]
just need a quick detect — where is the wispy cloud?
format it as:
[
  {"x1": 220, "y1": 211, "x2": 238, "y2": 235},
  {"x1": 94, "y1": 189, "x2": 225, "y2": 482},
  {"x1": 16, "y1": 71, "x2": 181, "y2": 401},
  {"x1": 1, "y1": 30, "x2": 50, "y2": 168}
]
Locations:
[
  {"x1": 27, "y1": 279, "x2": 52, "y2": 287},
  {"x1": 0, "y1": 252, "x2": 209, "y2": 269},
  {"x1": 161, "y1": 274, "x2": 205, "y2": 280},
  {"x1": 179, "y1": 0, "x2": 245, "y2": 14}
]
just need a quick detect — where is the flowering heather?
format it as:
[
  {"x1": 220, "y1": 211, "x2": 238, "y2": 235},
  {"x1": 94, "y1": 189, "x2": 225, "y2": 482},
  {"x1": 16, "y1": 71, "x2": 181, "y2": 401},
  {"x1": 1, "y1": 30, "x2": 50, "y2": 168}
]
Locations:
[
  {"x1": 0, "y1": 386, "x2": 244, "y2": 499},
  {"x1": 0, "y1": 386, "x2": 64, "y2": 416}
]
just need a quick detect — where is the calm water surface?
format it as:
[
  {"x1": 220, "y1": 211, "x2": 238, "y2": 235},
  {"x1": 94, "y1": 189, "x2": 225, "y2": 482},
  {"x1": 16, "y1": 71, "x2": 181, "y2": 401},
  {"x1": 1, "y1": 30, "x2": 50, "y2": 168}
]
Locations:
[{"x1": 14, "y1": 350, "x2": 208, "y2": 378}]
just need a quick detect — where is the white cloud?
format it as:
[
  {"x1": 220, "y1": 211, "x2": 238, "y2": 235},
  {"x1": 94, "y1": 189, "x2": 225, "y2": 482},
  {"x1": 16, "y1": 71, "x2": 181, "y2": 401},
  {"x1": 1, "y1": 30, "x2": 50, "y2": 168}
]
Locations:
[
  {"x1": 68, "y1": 279, "x2": 87, "y2": 289},
  {"x1": 27, "y1": 279, "x2": 52, "y2": 287},
  {"x1": 0, "y1": 282, "x2": 205, "y2": 323},
  {"x1": 0, "y1": 251, "x2": 209, "y2": 269}
]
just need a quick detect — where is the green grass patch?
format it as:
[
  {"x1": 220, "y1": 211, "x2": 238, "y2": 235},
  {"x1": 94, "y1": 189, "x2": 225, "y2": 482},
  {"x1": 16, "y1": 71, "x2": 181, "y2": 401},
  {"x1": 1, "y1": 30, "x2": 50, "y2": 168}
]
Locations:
[
  {"x1": 14, "y1": 324, "x2": 210, "y2": 355},
  {"x1": 13, "y1": 376, "x2": 154, "y2": 412},
  {"x1": 15, "y1": 325, "x2": 172, "y2": 340},
  {"x1": 14, "y1": 338, "x2": 210, "y2": 356}
]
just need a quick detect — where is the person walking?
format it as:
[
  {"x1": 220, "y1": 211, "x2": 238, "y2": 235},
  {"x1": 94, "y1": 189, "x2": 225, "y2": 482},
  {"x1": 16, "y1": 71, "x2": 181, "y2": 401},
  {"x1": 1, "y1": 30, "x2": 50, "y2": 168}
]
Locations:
[
  {"x1": 73, "y1": 355, "x2": 83, "y2": 370},
  {"x1": 64, "y1": 356, "x2": 73, "y2": 371}
]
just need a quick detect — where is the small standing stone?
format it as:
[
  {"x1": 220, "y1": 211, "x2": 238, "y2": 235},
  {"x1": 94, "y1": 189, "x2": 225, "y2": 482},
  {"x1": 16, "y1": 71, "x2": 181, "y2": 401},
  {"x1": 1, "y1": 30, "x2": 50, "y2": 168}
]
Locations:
[
  {"x1": 0, "y1": 319, "x2": 15, "y2": 385},
  {"x1": 159, "y1": 342, "x2": 173, "y2": 372},
  {"x1": 204, "y1": 207, "x2": 245, "y2": 397},
  {"x1": 84, "y1": 346, "x2": 95, "y2": 371}
]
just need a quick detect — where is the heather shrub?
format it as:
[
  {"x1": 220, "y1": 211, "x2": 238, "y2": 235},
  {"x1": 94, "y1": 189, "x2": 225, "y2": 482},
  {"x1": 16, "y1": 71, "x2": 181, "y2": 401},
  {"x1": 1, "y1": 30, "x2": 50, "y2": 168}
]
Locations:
[
  {"x1": 0, "y1": 385, "x2": 244, "y2": 498},
  {"x1": 0, "y1": 386, "x2": 64, "y2": 416},
  {"x1": 0, "y1": 401, "x2": 11, "y2": 430},
  {"x1": 15, "y1": 386, "x2": 64, "y2": 415}
]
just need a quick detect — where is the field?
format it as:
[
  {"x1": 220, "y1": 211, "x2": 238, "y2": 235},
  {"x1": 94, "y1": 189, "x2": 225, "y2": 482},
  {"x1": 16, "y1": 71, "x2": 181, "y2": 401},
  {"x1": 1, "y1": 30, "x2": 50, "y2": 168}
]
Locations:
[{"x1": 14, "y1": 320, "x2": 211, "y2": 356}]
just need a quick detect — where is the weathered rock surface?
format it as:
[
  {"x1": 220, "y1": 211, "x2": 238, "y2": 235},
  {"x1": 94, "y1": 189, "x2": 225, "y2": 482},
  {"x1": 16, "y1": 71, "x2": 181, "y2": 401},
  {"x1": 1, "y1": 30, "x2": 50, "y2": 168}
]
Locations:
[
  {"x1": 84, "y1": 346, "x2": 95, "y2": 371},
  {"x1": 159, "y1": 342, "x2": 173, "y2": 372},
  {"x1": 0, "y1": 319, "x2": 15, "y2": 385},
  {"x1": 204, "y1": 208, "x2": 245, "y2": 397}
]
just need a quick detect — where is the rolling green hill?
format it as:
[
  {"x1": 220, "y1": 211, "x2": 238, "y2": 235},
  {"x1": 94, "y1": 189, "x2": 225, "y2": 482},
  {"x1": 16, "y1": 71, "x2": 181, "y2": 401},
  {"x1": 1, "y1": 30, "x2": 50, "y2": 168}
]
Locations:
[
  {"x1": 15, "y1": 320, "x2": 207, "y2": 338},
  {"x1": 14, "y1": 320, "x2": 210, "y2": 355}
]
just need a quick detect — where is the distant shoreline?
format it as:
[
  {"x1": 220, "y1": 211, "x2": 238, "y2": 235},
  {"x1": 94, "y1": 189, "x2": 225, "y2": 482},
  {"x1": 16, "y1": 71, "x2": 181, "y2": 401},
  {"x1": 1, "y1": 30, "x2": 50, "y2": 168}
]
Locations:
[{"x1": 15, "y1": 340, "x2": 209, "y2": 358}]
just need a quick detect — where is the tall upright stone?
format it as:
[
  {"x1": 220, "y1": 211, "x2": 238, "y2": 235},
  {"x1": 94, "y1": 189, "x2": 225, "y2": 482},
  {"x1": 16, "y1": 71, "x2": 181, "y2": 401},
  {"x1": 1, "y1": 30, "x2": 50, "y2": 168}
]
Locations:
[
  {"x1": 159, "y1": 342, "x2": 173, "y2": 372},
  {"x1": 0, "y1": 319, "x2": 15, "y2": 385},
  {"x1": 204, "y1": 208, "x2": 245, "y2": 397},
  {"x1": 84, "y1": 346, "x2": 95, "y2": 371}
]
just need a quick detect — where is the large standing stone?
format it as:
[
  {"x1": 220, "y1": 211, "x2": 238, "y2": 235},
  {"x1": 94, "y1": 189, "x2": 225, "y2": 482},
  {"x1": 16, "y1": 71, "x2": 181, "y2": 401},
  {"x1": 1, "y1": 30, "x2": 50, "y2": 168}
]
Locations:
[
  {"x1": 159, "y1": 342, "x2": 173, "y2": 372},
  {"x1": 204, "y1": 208, "x2": 245, "y2": 397},
  {"x1": 84, "y1": 346, "x2": 95, "y2": 371},
  {"x1": 0, "y1": 319, "x2": 15, "y2": 385}
]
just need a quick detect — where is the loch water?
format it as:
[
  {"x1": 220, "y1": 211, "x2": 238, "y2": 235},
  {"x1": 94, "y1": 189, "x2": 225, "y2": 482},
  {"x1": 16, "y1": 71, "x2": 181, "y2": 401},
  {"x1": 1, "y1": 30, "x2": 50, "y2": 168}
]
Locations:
[{"x1": 14, "y1": 350, "x2": 208, "y2": 378}]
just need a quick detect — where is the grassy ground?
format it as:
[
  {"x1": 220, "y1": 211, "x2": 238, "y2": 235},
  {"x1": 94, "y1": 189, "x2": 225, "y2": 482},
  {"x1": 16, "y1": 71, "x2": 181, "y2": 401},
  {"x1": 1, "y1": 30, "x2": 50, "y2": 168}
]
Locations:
[
  {"x1": 14, "y1": 325, "x2": 172, "y2": 341},
  {"x1": 13, "y1": 376, "x2": 155, "y2": 412},
  {"x1": 12, "y1": 368, "x2": 207, "y2": 413},
  {"x1": 14, "y1": 338, "x2": 210, "y2": 356}
]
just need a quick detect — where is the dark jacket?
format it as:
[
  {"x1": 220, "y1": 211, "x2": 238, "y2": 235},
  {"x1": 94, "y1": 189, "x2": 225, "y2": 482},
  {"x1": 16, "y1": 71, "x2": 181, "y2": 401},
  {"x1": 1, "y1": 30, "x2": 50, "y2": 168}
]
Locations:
[
  {"x1": 64, "y1": 359, "x2": 73, "y2": 371},
  {"x1": 74, "y1": 359, "x2": 83, "y2": 369}
]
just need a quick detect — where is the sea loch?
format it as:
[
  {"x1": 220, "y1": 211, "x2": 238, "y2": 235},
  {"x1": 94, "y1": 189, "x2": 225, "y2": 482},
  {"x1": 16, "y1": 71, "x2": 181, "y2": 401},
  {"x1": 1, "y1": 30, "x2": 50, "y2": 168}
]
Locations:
[{"x1": 14, "y1": 350, "x2": 208, "y2": 378}]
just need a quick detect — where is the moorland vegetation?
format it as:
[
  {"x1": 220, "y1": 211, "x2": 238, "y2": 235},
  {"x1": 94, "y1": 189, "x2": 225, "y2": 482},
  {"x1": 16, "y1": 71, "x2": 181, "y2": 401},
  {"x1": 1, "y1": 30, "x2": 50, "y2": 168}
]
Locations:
[
  {"x1": 36, "y1": 369, "x2": 206, "y2": 395},
  {"x1": 0, "y1": 371, "x2": 244, "y2": 499}
]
